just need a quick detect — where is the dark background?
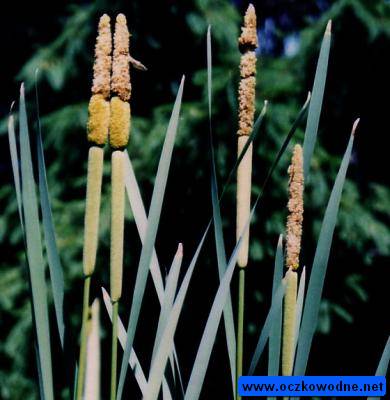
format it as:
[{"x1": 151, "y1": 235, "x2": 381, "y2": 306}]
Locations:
[{"x1": 0, "y1": 0, "x2": 389, "y2": 398}]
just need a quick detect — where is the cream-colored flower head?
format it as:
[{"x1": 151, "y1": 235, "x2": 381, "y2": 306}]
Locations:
[
  {"x1": 111, "y1": 13, "x2": 131, "y2": 101},
  {"x1": 88, "y1": 14, "x2": 112, "y2": 146},
  {"x1": 238, "y1": 4, "x2": 258, "y2": 51},
  {"x1": 237, "y1": 4, "x2": 258, "y2": 137},
  {"x1": 285, "y1": 144, "x2": 304, "y2": 270},
  {"x1": 91, "y1": 14, "x2": 112, "y2": 99}
]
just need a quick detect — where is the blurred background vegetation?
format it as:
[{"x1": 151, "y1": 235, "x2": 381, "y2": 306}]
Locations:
[{"x1": 0, "y1": 0, "x2": 389, "y2": 397}]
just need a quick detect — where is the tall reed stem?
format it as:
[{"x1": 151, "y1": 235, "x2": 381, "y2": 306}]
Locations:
[
  {"x1": 236, "y1": 268, "x2": 245, "y2": 400},
  {"x1": 110, "y1": 301, "x2": 119, "y2": 400},
  {"x1": 76, "y1": 275, "x2": 91, "y2": 399}
]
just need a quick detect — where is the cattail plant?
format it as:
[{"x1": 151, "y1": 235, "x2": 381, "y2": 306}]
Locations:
[
  {"x1": 282, "y1": 144, "x2": 304, "y2": 376},
  {"x1": 109, "y1": 13, "x2": 131, "y2": 400},
  {"x1": 77, "y1": 14, "x2": 111, "y2": 399},
  {"x1": 84, "y1": 299, "x2": 101, "y2": 400},
  {"x1": 235, "y1": 4, "x2": 258, "y2": 395}
]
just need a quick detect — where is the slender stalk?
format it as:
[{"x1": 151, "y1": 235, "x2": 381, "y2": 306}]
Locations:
[
  {"x1": 110, "y1": 301, "x2": 119, "y2": 400},
  {"x1": 282, "y1": 144, "x2": 304, "y2": 380},
  {"x1": 109, "y1": 15, "x2": 131, "y2": 400},
  {"x1": 76, "y1": 275, "x2": 91, "y2": 400},
  {"x1": 85, "y1": 299, "x2": 101, "y2": 400},
  {"x1": 282, "y1": 269, "x2": 297, "y2": 376},
  {"x1": 235, "y1": 5, "x2": 257, "y2": 398},
  {"x1": 236, "y1": 268, "x2": 245, "y2": 400}
]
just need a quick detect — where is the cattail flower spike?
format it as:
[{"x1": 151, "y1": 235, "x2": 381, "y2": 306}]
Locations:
[
  {"x1": 282, "y1": 144, "x2": 304, "y2": 377},
  {"x1": 78, "y1": 15, "x2": 112, "y2": 400}
]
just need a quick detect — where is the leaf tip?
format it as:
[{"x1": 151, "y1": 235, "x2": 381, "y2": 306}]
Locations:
[
  {"x1": 20, "y1": 82, "x2": 25, "y2": 98},
  {"x1": 278, "y1": 233, "x2": 283, "y2": 247},
  {"x1": 325, "y1": 20, "x2": 332, "y2": 35},
  {"x1": 352, "y1": 118, "x2": 360, "y2": 136},
  {"x1": 178, "y1": 242, "x2": 183, "y2": 256}
]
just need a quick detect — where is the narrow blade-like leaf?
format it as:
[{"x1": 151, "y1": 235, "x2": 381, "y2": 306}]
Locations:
[
  {"x1": 123, "y1": 152, "x2": 164, "y2": 303},
  {"x1": 35, "y1": 77, "x2": 66, "y2": 348},
  {"x1": 367, "y1": 336, "x2": 390, "y2": 400},
  {"x1": 303, "y1": 20, "x2": 332, "y2": 180},
  {"x1": 294, "y1": 120, "x2": 359, "y2": 376},
  {"x1": 207, "y1": 25, "x2": 236, "y2": 392},
  {"x1": 117, "y1": 77, "x2": 185, "y2": 399},
  {"x1": 19, "y1": 84, "x2": 54, "y2": 399},
  {"x1": 7, "y1": 112, "x2": 24, "y2": 231},
  {"x1": 151, "y1": 244, "x2": 183, "y2": 363},
  {"x1": 248, "y1": 281, "x2": 286, "y2": 376},
  {"x1": 124, "y1": 152, "x2": 183, "y2": 391},
  {"x1": 144, "y1": 229, "x2": 209, "y2": 400},
  {"x1": 268, "y1": 235, "x2": 284, "y2": 377},
  {"x1": 184, "y1": 204, "x2": 258, "y2": 400},
  {"x1": 184, "y1": 92, "x2": 310, "y2": 399},
  {"x1": 293, "y1": 266, "x2": 306, "y2": 363},
  {"x1": 101, "y1": 287, "x2": 148, "y2": 396}
]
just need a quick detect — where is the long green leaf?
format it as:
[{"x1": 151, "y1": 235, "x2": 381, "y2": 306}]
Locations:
[
  {"x1": 293, "y1": 266, "x2": 306, "y2": 364},
  {"x1": 151, "y1": 244, "x2": 183, "y2": 363},
  {"x1": 207, "y1": 26, "x2": 236, "y2": 392},
  {"x1": 184, "y1": 201, "x2": 259, "y2": 400},
  {"x1": 117, "y1": 77, "x2": 185, "y2": 399},
  {"x1": 7, "y1": 112, "x2": 24, "y2": 232},
  {"x1": 35, "y1": 77, "x2": 66, "y2": 348},
  {"x1": 19, "y1": 84, "x2": 54, "y2": 400},
  {"x1": 248, "y1": 281, "x2": 286, "y2": 376},
  {"x1": 145, "y1": 229, "x2": 209, "y2": 400},
  {"x1": 124, "y1": 152, "x2": 184, "y2": 393},
  {"x1": 184, "y1": 92, "x2": 310, "y2": 400},
  {"x1": 367, "y1": 336, "x2": 390, "y2": 400},
  {"x1": 374, "y1": 336, "x2": 390, "y2": 376},
  {"x1": 102, "y1": 287, "x2": 174, "y2": 400},
  {"x1": 268, "y1": 235, "x2": 284, "y2": 377},
  {"x1": 294, "y1": 119, "x2": 359, "y2": 376},
  {"x1": 302, "y1": 20, "x2": 332, "y2": 180},
  {"x1": 123, "y1": 152, "x2": 165, "y2": 303}
]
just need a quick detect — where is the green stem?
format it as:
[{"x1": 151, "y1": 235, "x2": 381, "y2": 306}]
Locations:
[
  {"x1": 111, "y1": 301, "x2": 119, "y2": 400},
  {"x1": 236, "y1": 268, "x2": 245, "y2": 400},
  {"x1": 76, "y1": 275, "x2": 91, "y2": 400}
]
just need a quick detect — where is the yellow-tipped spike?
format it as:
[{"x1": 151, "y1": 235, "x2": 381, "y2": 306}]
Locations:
[
  {"x1": 83, "y1": 146, "x2": 104, "y2": 276},
  {"x1": 110, "y1": 150, "x2": 125, "y2": 302},
  {"x1": 87, "y1": 94, "x2": 110, "y2": 146},
  {"x1": 109, "y1": 97, "x2": 130, "y2": 149},
  {"x1": 109, "y1": 14, "x2": 131, "y2": 149},
  {"x1": 282, "y1": 268, "x2": 298, "y2": 376},
  {"x1": 88, "y1": 14, "x2": 112, "y2": 146},
  {"x1": 286, "y1": 144, "x2": 304, "y2": 270}
]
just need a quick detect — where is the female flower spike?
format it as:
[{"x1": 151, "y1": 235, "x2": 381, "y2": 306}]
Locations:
[
  {"x1": 282, "y1": 144, "x2": 304, "y2": 376},
  {"x1": 236, "y1": 4, "x2": 258, "y2": 268},
  {"x1": 87, "y1": 14, "x2": 112, "y2": 146},
  {"x1": 236, "y1": 6, "x2": 258, "y2": 399},
  {"x1": 78, "y1": 15, "x2": 112, "y2": 400},
  {"x1": 110, "y1": 13, "x2": 131, "y2": 149},
  {"x1": 109, "y1": 13, "x2": 132, "y2": 400},
  {"x1": 286, "y1": 144, "x2": 304, "y2": 270}
]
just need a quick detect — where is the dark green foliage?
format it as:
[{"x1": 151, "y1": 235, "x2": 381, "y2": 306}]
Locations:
[{"x1": 0, "y1": 0, "x2": 389, "y2": 397}]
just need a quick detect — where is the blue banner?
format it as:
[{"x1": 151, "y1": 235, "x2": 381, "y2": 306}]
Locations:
[{"x1": 238, "y1": 376, "x2": 386, "y2": 397}]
